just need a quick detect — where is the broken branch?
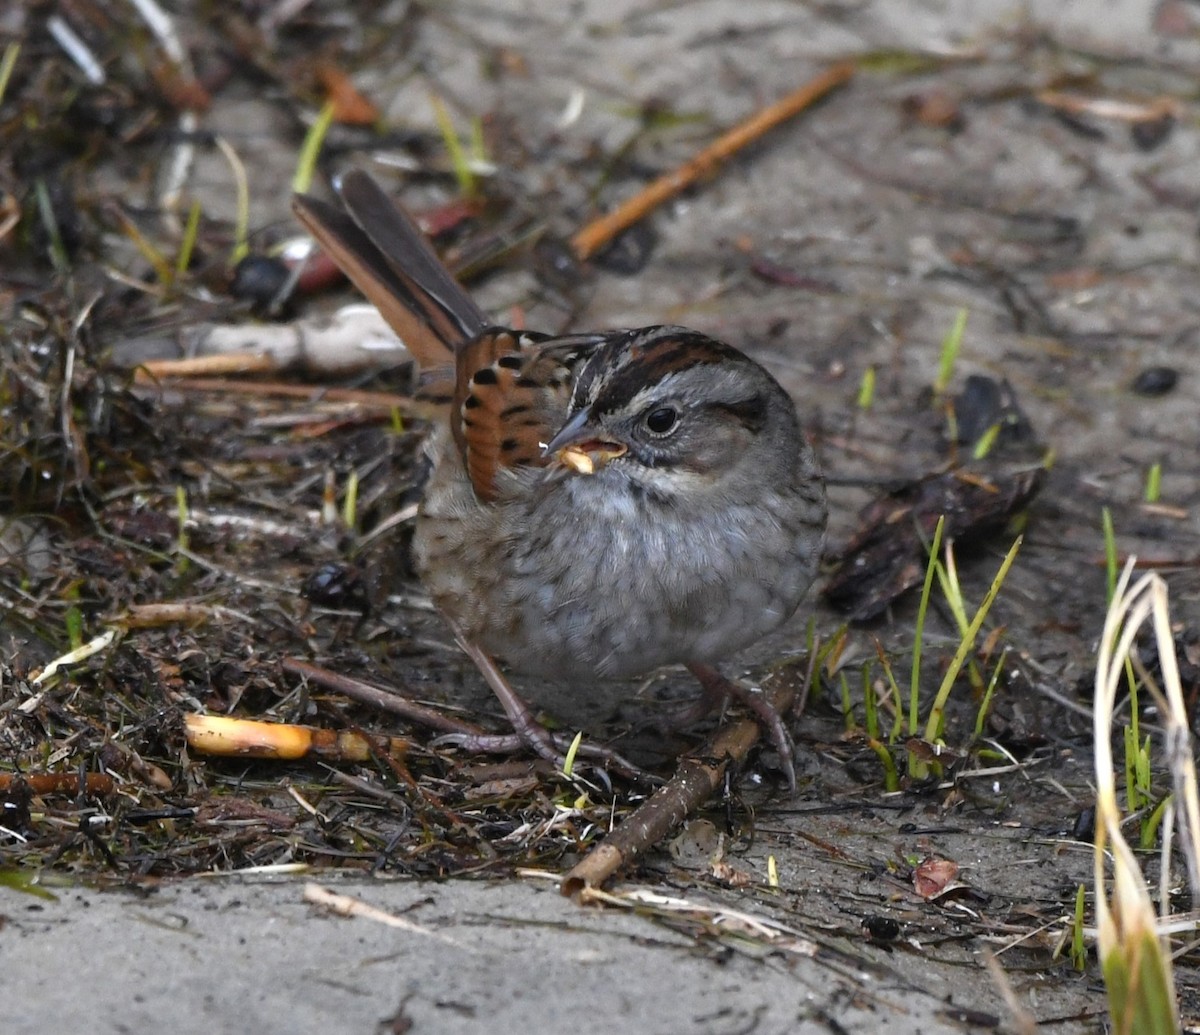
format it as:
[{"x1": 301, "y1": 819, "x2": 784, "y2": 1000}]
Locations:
[
  {"x1": 570, "y1": 61, "x2": 854, "y2": 260},
  {"x1": 561, "y1": 675, "x2": 796, "y2": 896}
]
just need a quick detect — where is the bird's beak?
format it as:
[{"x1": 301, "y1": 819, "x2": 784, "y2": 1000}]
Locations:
[{"x1": 542, "y1": 409, "x2": 627, "y2": 475}]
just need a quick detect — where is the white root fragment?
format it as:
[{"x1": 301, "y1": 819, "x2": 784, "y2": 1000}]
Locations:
[{"x1": 194, "y1": 305, "x2": 406, "y2": 375}]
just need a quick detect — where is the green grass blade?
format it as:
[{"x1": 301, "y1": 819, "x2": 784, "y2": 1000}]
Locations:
[
  {"x1": 432, "y1": 95, "x2": 475, "y2": 198},
  {"x1": 0, "y1": 41, "x2": 20, "y2": 105},
  {"x1": 922, "y1": 535, "x2": 1022, "y2": 743},
  {"x1": 1102, "y1": 507, "x2": 1118, "y2": 605},
  {"x1": 175, "y1": 199, "x2": 202, "y2": 278},
  {"x1": 1144, "y1": 462, "x2": 1162, "y2": 504},
  {"x1": 294, "y1": 100, "x2": 337, "y2": 194},
  {"x1": 935, "y1": 308, "x2": 968, "y2": 395},
  {"x1": 909, "y1": 515, "x2": 945, "y2": 735}
]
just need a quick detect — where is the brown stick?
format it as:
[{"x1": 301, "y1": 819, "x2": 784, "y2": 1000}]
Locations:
[
  {"x1": 139, "y1": 354, "x2": 279, "y2": 377},
  {"x1": 0, "y1": 773, "x2": 117, "y2": 795},
  {"x1": 281, "y1": 658, "x2": 487, "y2": 737},
  {"x1": 570, "y1": 61, "x2": 855, "y2": 260},
  {"x1": 561, "y1": 675, "x2": 796, "y2": 896},
  {"x1": 118, "y1": 602, "x2": 241, "y2": 629},
  {"x1": 135, "y1": 374, "x2": 417, "y2": 412}
]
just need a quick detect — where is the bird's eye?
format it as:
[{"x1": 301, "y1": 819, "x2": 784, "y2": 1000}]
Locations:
[{"x1": 643, "y1": 406, "x2": 679, "y2": 435}]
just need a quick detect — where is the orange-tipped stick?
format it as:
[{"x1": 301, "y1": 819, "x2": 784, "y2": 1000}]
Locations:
[
  {"x1": 184, "y1": 714, "x2": 409, "y2": 762},
  {"x1": 570, "y1": 61, "x2": 855, "y2": 260}
]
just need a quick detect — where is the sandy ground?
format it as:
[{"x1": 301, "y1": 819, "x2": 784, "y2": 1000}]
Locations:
[
  {"x1": 9, "y1": 878, "x2": 970, "y2": 1035},
  {"x1": 6, "y1": 1, "x2": 1200, "y2": 1033}
]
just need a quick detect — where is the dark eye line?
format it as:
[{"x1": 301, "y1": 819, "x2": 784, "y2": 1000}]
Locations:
[{"x1": 709, "y1": 393, "x2": 768, "y2": 433}]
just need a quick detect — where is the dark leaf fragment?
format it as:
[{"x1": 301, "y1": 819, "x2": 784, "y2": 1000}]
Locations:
[{"x1": 823, "y1": 466, "x2": 1045, "y2": 621}]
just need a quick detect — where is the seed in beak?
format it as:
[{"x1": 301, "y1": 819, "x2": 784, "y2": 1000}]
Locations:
[{"x1": 552, "y1": 440, "x2": 627, "y2": 475}]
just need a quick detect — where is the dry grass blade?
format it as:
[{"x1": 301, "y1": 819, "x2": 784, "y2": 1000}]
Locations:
[
  {"x1": 303, "y1": 883, "x2": 474, "y2": 949},
  {"x1": 576, "y1": 885, "x2": 818, "y2": 956},
  {"x1": 1093, "y1": 562, "x2": 1186, "y2": 1035},
  {"x1": 134, "y1": 375, "x2": 419, "y2": 414}
]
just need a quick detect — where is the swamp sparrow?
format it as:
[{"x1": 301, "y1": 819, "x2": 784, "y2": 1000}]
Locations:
[{"x1": 293, "y1": 171, "x2": 827, "y2": 788}]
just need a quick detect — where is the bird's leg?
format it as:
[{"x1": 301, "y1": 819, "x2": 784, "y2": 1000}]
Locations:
[
  {"x1": 686, "y1": 663, "x2": 796, "y2": 792},
  {"x1": 661, "y1": 669, "x2": 733, "y2": 728},
  {"x1": 450, "y1": 634, "x2": 559, "y2": 758},
  {"x1": 434, "y1": 624, "x2": 654, "y2": 784}
]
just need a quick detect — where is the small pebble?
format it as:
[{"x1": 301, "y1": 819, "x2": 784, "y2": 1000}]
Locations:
[
  {"x1": 230, "y1": 254, "x2": 290, "y2": 308},
  {"x1": 1130, "y1": 114, "x2": 1174, "y2": 152},
  {"x1": 1072, "y1": 806, "x2": 1096, "y2": 843},
  {"x1": 303, "y1": 562, "x2": 368, "y2": 614},
  {"x1": 862, "y1": 915, "x2": 901, "y2": 943},
  {"x1": 592, "y1": 222, "x2": 658, "y2": 276},
  {"x1": 1131, "y1": 366, "x2": 1178, "y2": 397}
]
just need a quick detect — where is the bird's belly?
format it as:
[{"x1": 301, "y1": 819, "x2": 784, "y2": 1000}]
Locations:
[{"x1": 415, "y1": 464, "x2": 815, "y2": 682}]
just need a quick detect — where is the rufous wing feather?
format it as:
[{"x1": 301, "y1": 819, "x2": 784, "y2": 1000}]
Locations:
[{"x1": 454, "y1": 332, "x2": 580, "y2": 503}]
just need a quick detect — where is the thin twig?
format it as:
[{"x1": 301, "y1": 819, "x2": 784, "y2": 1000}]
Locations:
[
  {"x1": 135, "y1": 373, "x2": 421, "y2": 414},
  {"x1": 570, "y1": 61, "x2": 854, "y2": 260},
  {"x1": 281, "y1": 657, "x2": 487, "y2": 737},
  {"x1": 138, "y1": 354, "x2": 279, "y2": 378}
]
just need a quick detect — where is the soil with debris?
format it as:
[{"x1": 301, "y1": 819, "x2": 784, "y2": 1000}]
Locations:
[{"x1": 3, "y1": 2, "x2": 1200, "y2": 1033}]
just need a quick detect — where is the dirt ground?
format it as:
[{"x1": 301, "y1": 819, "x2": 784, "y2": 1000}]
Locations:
[{"x1": 3, "y1": 1, "x2": 1200, "y2": 1032}]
